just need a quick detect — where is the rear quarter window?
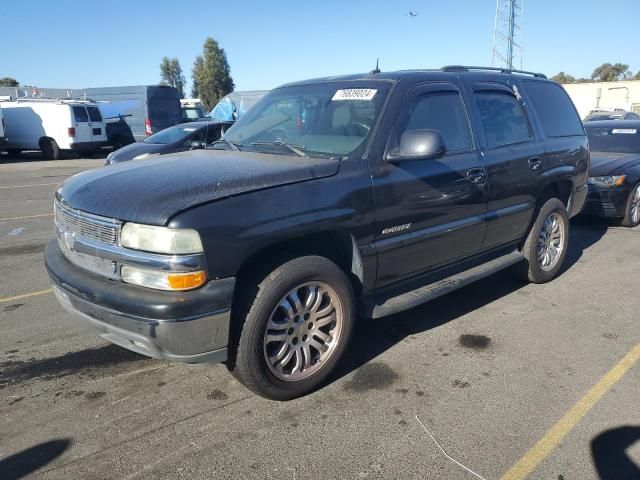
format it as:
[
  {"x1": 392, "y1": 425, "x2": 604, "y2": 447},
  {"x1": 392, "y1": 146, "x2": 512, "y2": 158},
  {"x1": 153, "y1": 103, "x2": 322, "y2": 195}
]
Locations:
[
  {"x1": 523, "y1": 81, "x2": 583, "y2": 137},
  {"x1": 87, "y1": 106, "x2": 102, "y2": 122}
]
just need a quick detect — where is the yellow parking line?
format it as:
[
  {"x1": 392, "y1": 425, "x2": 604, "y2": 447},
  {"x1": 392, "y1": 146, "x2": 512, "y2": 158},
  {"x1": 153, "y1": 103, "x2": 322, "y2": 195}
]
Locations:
[
  {"x1": 500, "y1": 342, "x2": 640, "y2": 480},
  {"x1": 0, "y1": 213, "x2": 53, "y2": 221},
  {"x1": 0, "y1": 288, "x2": 53, "y2": 304}
]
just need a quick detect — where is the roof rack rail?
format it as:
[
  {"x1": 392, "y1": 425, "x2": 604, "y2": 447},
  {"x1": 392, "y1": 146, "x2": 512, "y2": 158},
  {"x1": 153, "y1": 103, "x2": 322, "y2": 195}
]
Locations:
[{"x1": 441, "y1": 65, "x2": 547, "y2": 79}]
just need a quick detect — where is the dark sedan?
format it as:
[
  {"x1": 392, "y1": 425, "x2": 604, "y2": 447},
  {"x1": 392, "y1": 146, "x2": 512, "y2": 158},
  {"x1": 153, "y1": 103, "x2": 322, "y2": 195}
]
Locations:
[
  {"x1": 583, "y1": 120, "x2": 640, "y2": 227},
  {"x1": 105, "y1": 120, "x2": 233, "y2": 165}
]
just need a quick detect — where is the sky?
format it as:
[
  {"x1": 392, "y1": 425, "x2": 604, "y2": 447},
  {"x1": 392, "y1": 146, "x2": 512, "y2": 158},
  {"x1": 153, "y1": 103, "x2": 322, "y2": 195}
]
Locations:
[{"x1": 2, "y1": 0, "x2": 639, "y2": 93}]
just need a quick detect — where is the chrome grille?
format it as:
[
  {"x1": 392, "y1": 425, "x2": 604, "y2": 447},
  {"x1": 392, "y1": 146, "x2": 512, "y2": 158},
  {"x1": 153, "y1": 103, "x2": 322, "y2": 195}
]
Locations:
[
  {"x1": 58, "y1": 237, "x2": 117, "y2": 277},
  {"x1": 54, "y1": 201, "x2": 119, "y2": 245},
  {"x1": 55, "y1": 200, "x2": 121, "y2": 278}
]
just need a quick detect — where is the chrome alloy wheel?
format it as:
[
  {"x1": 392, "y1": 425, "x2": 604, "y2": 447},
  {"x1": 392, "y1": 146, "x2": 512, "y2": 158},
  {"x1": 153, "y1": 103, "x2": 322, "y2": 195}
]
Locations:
[
  {"x1": 263, "y1": 282, "x2": 343, "y2": 381},
  {"x1": 631, "y1": 185, "x2": 640, "y2": 225},
  {"x1": 537, "y1": 212, "x2": 565, "y2": 271}
]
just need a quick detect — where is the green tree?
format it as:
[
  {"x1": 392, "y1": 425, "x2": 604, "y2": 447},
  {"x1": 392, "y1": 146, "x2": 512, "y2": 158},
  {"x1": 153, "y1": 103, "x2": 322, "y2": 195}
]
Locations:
[
  {"x1": 191, "y1": 37, "x2": 234, "y2": 110},
  {"x1": 551, "y1": 72, "x2": 575, "y2": 84},
  {"x1": 0, "y1": 77, "x2": 19, "y2": 87},
  {"x1": 591, "y1": 63, "x2": 632, "y2": 82},
  {"x1": 159, "y1": 57, "x2": 185, "y2": 98},
  {"x1": 191, "y1": 56, "x2": 204, "y2": 98},
  {"x1": 634, "y1": 70, "x2": 640, "y2": 80}
]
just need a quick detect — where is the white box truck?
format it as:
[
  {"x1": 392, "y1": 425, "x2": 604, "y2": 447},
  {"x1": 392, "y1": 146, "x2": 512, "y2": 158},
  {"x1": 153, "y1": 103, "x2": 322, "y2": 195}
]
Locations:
[{"x1": 0, "y1": 99, "x2": 108, "y2": 159}]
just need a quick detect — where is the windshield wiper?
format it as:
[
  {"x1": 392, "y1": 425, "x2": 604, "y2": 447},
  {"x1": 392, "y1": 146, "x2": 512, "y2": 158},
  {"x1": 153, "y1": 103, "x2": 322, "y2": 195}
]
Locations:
[
  {"x1": 251, "y1": 141, "x2": 307, "y2": 157},
  {"x1": 210, "y1": 139, "x2": 240, "y2": 151}
]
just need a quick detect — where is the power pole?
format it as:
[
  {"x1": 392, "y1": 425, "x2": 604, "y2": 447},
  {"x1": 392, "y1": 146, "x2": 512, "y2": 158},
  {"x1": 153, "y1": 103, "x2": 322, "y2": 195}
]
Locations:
[{"x1": 492, "y1": 0, "x2": 524, "y2": 70}]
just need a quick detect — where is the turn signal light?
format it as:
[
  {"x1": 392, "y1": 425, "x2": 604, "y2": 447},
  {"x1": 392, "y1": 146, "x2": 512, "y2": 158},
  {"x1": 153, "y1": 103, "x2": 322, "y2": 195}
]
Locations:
[{"x1": 167, "y1": 271, "x2": 207, "y2": 290}]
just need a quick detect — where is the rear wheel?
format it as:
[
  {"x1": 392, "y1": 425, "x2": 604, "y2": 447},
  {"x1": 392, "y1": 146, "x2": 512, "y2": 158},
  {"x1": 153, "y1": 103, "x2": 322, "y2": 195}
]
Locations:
[
  {"x1": 516, "y1": 198, "x2": 569, "y2": 283},
  {"x1": 40, "y1": 138, "x2": 60, "y2": 160},
  {"x1": 230, "y1": 256, "x2": 355, "y2": 400},
  {"x1": 621, "y1": 183, "x2": 640, "y2": 228}
]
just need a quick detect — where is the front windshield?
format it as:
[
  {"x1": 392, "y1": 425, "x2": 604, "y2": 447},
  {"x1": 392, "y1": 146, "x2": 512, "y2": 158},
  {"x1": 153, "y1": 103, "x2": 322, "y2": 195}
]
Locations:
[
  {"x1": 586, "y1": 126, "x2": 640, "y2": 154},
  {"x1": 223, "y1": 82, "x2": 390, "y2": 156},
  {"x1": 143, "y1": 125, "x2": 199, "y2": 144}
]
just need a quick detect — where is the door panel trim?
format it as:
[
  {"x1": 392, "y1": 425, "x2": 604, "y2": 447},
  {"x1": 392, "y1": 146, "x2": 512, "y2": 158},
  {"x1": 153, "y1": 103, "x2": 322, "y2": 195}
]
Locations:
[
  {"x1": 373, "y1": 214, "x2": 485, "y2": 253},
  {"x1": 485, "y1": 201, "x2": 533, "y2": 221}
]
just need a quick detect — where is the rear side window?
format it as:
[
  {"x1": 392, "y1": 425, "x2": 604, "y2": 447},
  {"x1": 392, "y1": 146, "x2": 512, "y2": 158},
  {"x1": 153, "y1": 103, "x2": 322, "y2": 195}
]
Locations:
[
  {"x1": 397, "y1": 91, "x2": 473, "y2": 152},
  {"x1": 524, "y1": 81, "x2": 583, "y2": 137},
  {"x1": 72, "y1": 106, "x2": 88, "y2": 122},
  {"x1": 476, "y1": 93, "x2": 531, "y2": 148},
  {"x1": 87, "y1": 106, "x2": 102, "y2": 122}
]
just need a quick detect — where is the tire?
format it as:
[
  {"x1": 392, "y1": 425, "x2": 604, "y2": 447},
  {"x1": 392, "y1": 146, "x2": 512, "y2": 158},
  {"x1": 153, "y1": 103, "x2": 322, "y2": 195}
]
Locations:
[
  {"x1": 621, "y1": 183, "x2": 640, "y2": 228},
  {"x1": 40, "y1": 138, "x2": 60, "y2": 160},
  {"x1": 230, "y1": 255, "x2": 355, "y2": 400},
  {"x1": 515, "y1": 198, "x2": 570, "y2": 283}
]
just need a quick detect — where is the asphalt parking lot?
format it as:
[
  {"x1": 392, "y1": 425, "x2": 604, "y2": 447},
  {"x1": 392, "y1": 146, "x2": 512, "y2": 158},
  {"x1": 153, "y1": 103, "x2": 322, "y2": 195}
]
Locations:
[{"x1": 1, "y1": 153, "x2": 639, "y2": 480}]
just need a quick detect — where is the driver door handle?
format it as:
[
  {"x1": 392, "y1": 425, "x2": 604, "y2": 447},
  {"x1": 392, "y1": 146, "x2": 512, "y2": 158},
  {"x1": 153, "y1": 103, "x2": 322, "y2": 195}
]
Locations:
[{"x1": 467, "y1": 167, "x2": 487, "y2": 186}]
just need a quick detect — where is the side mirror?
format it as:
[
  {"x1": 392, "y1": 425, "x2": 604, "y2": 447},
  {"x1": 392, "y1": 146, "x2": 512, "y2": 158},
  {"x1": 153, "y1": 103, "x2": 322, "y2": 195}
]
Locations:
[
  {"x1": 190, "y1": 140, "x2": 205, "y2": 150},
  {"x1": 386, "y1": 129, "x2": 447, "y2": 162}
]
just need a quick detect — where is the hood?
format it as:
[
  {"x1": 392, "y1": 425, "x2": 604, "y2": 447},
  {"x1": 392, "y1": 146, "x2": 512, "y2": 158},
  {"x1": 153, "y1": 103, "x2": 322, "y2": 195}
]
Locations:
[
  {"x1": 589, "y1": 152, "x2": 640, "y2": 176},
  {"x1": 59, "y1": 150, "x2": 340, "y2": 225},
  {"x1": 107, "y1": 142, "x2": 166, "y2": 164}
]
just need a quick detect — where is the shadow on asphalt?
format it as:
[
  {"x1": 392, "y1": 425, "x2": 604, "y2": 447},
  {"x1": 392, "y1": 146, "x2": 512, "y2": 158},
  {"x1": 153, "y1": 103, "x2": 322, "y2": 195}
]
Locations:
[
  {"x1": 329, "y1": 217, "x2": 610, "y2": 388},
  {"x1": 591, "y1": 425, "x2": 640, "y2": 479},
  {"x1": 0, "y1": 439, "x2": 71, "y2": 480},
  {"x1": 0, "y1": 150, "x2": 109, "y2": 164}
]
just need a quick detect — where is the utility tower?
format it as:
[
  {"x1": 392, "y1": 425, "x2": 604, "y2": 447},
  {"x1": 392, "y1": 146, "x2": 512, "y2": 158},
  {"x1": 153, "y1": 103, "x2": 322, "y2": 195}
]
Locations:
[{"x1": 491, "y1": 0, "x2": 524, "y2": 70}]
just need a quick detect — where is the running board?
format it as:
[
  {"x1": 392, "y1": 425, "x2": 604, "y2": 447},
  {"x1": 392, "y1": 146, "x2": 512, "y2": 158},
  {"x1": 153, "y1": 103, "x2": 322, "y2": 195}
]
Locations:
[{"x1": 368, "y1": 250, "x2": 524, "y2": 319}]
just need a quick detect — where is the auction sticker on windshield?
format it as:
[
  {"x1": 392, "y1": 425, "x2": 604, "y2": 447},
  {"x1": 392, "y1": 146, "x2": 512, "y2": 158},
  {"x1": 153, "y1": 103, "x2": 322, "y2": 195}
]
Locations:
[
  {"x1": 612, "y1": 129, "x2": 637, "y2": 134},
  {"x1": 332, "y1": 89, "x2": 377, "y2": 101}
]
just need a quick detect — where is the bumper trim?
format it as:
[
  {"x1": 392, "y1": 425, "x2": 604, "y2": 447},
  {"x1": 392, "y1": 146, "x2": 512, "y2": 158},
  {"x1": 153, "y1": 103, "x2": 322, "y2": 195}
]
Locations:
[{"x1": 54, "y1": 285, "x2": 229, "y2": 363}]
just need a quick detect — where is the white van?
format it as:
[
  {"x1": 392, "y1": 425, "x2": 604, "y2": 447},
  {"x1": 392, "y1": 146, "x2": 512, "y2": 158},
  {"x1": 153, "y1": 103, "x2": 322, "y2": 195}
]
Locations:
[{"x1": 0, "y1": 99, "x2": 108, "y2": 159}]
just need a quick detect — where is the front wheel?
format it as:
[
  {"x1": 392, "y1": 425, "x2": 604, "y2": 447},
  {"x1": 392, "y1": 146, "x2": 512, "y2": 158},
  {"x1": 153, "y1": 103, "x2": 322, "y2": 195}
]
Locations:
[
  {"x1": 621, "y1": 183, "x2": 640, "y2": 228},
  {"x1": 516, "y1": 198, "x2": 570, "y2": 283},
  {"x1": 230, "y1": 256, "x2": 355, "y2": 400}
]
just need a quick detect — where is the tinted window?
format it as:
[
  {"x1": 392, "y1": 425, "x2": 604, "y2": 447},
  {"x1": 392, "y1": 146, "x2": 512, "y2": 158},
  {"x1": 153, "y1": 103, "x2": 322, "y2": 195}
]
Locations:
[
  {"x1": 395, "y1": 91, "x2": 472, "y2": 152},
  {"x1": 586, "y1": 127, "x2": 640, "y2": 153},
  {"x1": 524, "y1": 81, "x2": 583, "y2": 137},
  {"x1": 148, "y1": 98, "x2": 181, "y2": 126},
  {"x1": 72, "y1": 106, "x2": 88, "y2": 122},
  {"x1": 87, "y1": 106, "x2": 102, "y2": 122},
  {"x1": 476, "y1": 93, "x2": 531, "y2": 148},
  {"x1": 143, "y1": 125, "x2": 200, "y2": 144}
]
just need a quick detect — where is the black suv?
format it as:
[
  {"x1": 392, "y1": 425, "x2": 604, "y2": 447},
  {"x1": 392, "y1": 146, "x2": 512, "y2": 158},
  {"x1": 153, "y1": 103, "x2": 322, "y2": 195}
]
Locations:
[{"x1": 45, "y1": 66, "x2": 589, "y2": 400}]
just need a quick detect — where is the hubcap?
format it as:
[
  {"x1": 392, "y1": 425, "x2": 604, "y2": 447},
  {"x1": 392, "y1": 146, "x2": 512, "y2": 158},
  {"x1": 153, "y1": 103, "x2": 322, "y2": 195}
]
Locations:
[
  {"x1": 263, "y1": 282, "x2": 343, "y2": 381},
  {"x1": 537, "y1": 212, "x2": 565, "y2": 271},
  {"x1": 631, "y1": 185, "x2": 640, "y2": 225}
]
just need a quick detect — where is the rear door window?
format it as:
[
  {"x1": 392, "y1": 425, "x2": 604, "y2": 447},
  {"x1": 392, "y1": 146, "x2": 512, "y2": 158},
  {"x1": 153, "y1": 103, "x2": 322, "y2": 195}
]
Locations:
[
  {"x1": 87, "y1": 106, "x2": 102, "y2": 122},
  {"x1": 72, "y1": 106, "x2": 89, "y2": 122},
  {"x1": 475, "y1": 92, "x2": 532, "y2": 148},
  {"x1": 523, "y1": 81, "x2": 583, "y2": 137}
]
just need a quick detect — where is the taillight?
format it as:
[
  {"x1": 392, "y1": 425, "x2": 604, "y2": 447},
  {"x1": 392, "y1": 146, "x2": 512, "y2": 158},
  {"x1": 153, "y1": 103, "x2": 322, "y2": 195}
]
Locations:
[
  {"x1": 145, "y1": 118, "x2": 152, "y2": 136},
  {"x1": 68, "y1": 127, "x2": 76, "y2": 137}
]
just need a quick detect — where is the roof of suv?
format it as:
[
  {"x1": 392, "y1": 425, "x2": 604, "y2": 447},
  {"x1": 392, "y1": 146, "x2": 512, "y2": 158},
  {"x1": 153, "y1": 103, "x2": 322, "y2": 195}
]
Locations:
[{"x1": 281, "y1": 66, "x2": 549, "y2": 88}]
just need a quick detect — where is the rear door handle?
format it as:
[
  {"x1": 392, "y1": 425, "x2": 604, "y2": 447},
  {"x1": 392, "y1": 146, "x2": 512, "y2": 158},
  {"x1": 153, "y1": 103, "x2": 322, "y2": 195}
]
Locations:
[
  {"x1": 528, "y1": 157, "x2": 542, "y2": 170},
  {"x1": 467, "y1": 168, "x2": 487, "y2": 185}
]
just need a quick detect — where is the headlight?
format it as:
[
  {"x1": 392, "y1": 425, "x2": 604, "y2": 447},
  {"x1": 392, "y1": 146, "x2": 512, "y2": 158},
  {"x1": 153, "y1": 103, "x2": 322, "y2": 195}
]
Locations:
[
  {"x1": 121, "y1": 265, "x2": 206, "y2": 291},
  {"x1": 588, "y1": 175, "x2": 626, "y2": 187},
  {"x1": 120, "y1": 223, "x2": 203, "y2": 254},
  {"x1": 132, "y1": 153, "x2": 151, "y2": 160}
]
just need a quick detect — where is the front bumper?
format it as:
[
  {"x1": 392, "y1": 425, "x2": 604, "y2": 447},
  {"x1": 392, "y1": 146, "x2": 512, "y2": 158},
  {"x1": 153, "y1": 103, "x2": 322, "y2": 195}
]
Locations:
[
  {"x1": 581, "y1": 184, "x2": 630, "y2": 218},
  {"x1": 45, "y1": 240, "x2": 235, "y2": 363}
]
